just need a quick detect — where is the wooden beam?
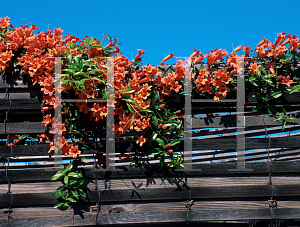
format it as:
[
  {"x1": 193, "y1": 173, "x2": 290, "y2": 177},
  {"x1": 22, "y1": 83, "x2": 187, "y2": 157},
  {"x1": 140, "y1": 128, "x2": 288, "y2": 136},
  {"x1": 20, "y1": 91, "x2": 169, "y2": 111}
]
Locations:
[
  {"x1": 1, "y1": 176, "x2": 300, "y2": 208},
  {"x1": 0, "y1": 202, "x2": 300, "y2": 226},
  {"x1": 0, "y1": 122, "x2": 46, "y2": 134},
  {"x1": 1, "y1": 161, "x2": 300, "y2": 183}
]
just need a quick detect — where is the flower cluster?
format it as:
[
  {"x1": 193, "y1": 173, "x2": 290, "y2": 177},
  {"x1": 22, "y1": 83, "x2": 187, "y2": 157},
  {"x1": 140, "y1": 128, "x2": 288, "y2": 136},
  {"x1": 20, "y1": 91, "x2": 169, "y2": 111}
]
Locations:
[{"x1": 1, "y1": 17, "x2": 300, "y2": 167}]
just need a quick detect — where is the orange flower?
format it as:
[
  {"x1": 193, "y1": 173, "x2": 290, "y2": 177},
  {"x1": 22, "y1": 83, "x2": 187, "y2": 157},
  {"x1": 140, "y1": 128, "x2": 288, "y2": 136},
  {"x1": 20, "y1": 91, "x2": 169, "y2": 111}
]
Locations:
[
  {"x1": 38, "y1": 132, "x2": 53, "y2": 144},
  {"x1": 198, "y1": 82, "x2": 213, "y2": 94},
  {"x1": 160, "y1": 51, "x2": 175, "y2": 65},
  {"x1": 289, "y1": 37, "x2": 299, "y2": 52},
  {"x1": 189, "y1": 48, "x2": 202, "y2": 59},
  {"x1": 171, "y1": 81, "x2": 182, "y2": 93},
  {"x1": 138, "y1": 84, "x2": 152, "y2": 99},
  {"x1": 280, "y1": 75, "x2": 294, "y2": 87},
  {"x1": 76, "y1": 102, "x2": 90, "y2": 114},
  {"x1": 267, "y1": 62, "x2": 275, "y2": 74},
  {"x1": 6, "y1": 134, "x2": 20, "y2": 146},
  {"x1": 136, "y1": 136, "x2": 147, "y2": 147},
  {"x1": 275, "y1": 32, "x2": 288, "y2": 46},
  {"x1": 91, "y1": 103, "x2": 107, "y2": 121},
  {"x1": 193, "y1": 53, "x2": 205, "y2": 65},
  {"x1": 42, "y1": 114, "x2": 54, "y2": 127},
  {"x1": 243, "y1": 45, "x2": 252, "y2": 57},
  {"x1": 231, "y1": 45, "x2": 243, "y2": 53},
  {"x1": 0, "y1": 16, "x2": 13, "y2": 29},
  {"x1": 250, "y1": 62, "x2": 261, "y2": 74},
  {"x1": 69, "y1": 145, "x2": 81, "y2": 158},
  {"x1": 119, "y1": 153, "x2": 131, "y2": 161},
  {"x1": 133, "y1": 49, "x2": 145, "y2": 62}
]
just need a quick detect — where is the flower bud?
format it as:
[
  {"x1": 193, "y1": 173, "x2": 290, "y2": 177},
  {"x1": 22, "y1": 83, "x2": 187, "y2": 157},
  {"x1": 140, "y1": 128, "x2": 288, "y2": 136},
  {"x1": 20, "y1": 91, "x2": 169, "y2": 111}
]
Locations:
[{"x1": 164, "y1": 143, "x2": 171, "y2": 149}]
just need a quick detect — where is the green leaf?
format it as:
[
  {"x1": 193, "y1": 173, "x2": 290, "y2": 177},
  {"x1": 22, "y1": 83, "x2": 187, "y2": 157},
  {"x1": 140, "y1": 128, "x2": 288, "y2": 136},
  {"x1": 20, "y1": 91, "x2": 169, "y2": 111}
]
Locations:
[
  {"x1": 267, "y1": 91, "x2": 282, "y2": 101},
  {"x1": 18, "y1": 134, "x2": 29, "y2": 140},
  {"x1": 289, "y1": 85, "x2": 300, "y2": 94},
  {"x1": 256, "y1": 69, "x2": 261, "y2": 77},
  {"x1": 285, "y1": 116, "x2": 297, "y2": 120},
  {"x1": 251, "y1": 103, "x2": 264, "y2": 112},
  {"x1": 53, "y1": 202, "x2": 65, "y2": 208},
  {"x1": 59, "y1": 190, "x2": 66, "y2": 200},
  {"x1": 71, "y1": 190, "x2": 79, "y2": 199},
  {"x1": 77, "y1": 188, "x2": 86, "y2": 198},
  {"x1": 64, "y1": 175, "x2": 69, "y2": 185},
  {"x1": 90, "y1": 44, "x2": 103, "y2": 49},
  {"x1": 68, "y1": 172, "x2": 81, "y2": 178},
  {"x1": 65, "y1": 162, "x2": 74, "y2": 171},
  {"x1": 155, "y1": 138, "x2": 166, "y2": 148},
  {"x1": 274, "y1": 114, "x2": 284, "y2": 121},
  {"x1": 282, "y1": 106, "x2": 287, "y2": 115},
  {"x1": 152, "y1": 90, "x2": 160, "y2": 104},
  {"x1": 252, "y1": 94, "x2": 266, "y2": 101},
  {"x1": 141, "y1": 109, "x2": 153, "y2": 113},
  {"x1": 122, "y1": 96, "x2": 141, "y2": 111},
  {"x1": 130, "y1": 114, "x2": 135, "y2": 125},
  {"x1": 50, "y1": 172, "x2": 64, "y2": 181},
  {"x1": 170, "y1": 140, "x2": 181, "y2": 146},
  {"x1": 282, "y1": 119, "x2": 286, "y2": 131},
  {"x1": 267, "y1": 105, "x2": 276, "y2": 115},
  {"x1": 151, "y1": 113, "x2": 158, "y2": 127},
  {"x1": 66, "y1": 197, "x2": 77, "y2": 202},
  {"x1": 53, "y1": 189, "x2": 60, "y2": 196},
  {"x1": 163, "y1": 66, "x2": 172, "y2": 78},
  {"x1": 159, "y1": 156, "x2": 165, "y2": 170},
  {"x1": 250, "y1": 80, "x2": 259, "y2": 87},
  {"x1": 266, "y1": 80, "x2": 275, "y2": 87},
  {"x1": 85, "y1": 37, "x2": 94, "y2": 48},
  {"x1": 120, "y1": 88, "x2": 135, "y2": 94},
  {"x1": 68, "y1": 179, "x2": 78, "y2": 186},
  {"x1": 147, "y1": 148, "x2": 162, "y2": 156},
  {"x1": 127, "y1": 103, "x2": 135, "y2": 114},
  {"x1": 152, "y1": 132, "x2": 158, "y2": 141}
]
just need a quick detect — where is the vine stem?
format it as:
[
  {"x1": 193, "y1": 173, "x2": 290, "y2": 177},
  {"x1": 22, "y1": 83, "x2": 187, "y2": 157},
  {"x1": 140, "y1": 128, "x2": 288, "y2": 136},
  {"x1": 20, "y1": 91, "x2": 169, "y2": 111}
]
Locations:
[{"x1": 128, "y1": 103, "x2": 143, "y2": 118}]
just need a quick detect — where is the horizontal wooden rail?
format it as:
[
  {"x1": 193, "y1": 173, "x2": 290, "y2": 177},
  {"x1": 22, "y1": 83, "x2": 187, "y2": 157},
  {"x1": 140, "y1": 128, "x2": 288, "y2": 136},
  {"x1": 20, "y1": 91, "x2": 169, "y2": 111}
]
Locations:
[
  {"x1": 1, "y1": 202, "x2": 300, "y2": 226},
  {"x1": 1, "y1": 161, "x2": 300, "y2": 183},
  {"x1": 1, "y1": 176, "x2": 300, "y2": 206},
  {"x1": 1, "y1": 113, "x2": 300, "y2": 134}
]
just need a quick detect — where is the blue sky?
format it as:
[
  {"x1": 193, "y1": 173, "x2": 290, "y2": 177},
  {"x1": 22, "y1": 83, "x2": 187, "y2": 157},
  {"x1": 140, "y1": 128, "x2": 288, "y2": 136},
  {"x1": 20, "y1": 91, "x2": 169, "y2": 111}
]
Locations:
[{"x1": 2, "y1": 0, "x2": 300, "y2": 65}]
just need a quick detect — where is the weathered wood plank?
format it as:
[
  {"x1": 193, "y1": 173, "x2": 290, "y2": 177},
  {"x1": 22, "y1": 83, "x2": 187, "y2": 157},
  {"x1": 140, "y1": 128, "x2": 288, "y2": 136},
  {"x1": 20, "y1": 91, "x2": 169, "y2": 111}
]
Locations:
[
  {"x1": 0, "y1": 122, "x2": 46, "y2": 134},
  {"x1": 191, "y1": 114, "x2": 300, "y2": 128},
  {"x1": 1, "y1": 144, "x2": 50, "y2": 157},
  {"x1": 0, "y1": 98, "x2": 41, "y2": 111},
  {"x1": 0, "y1": 202, "x2": 300, "y2": 226},
  {"x1": 192, "y1": 136, "x2": 300, "y2": 150},
  {"x1": 1, "y1": 177, "x2": 299, "y2": 194},
  {"x1": 0, "y1": 93, "x2": 30, "y2": 99},
  {"x1": 1, "y1": 161, "x2": 300, "y2": 183},
  {"x1": 1, "y1": 176, "x2": 300, "y2": 208}
]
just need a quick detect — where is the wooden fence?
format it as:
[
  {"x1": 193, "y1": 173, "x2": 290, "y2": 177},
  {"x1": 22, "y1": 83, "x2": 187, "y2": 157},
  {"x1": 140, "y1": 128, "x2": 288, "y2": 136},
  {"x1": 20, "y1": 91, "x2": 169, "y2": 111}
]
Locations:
[{"x1": 1, "y1": 66, "x2": 300, "y2": 227}]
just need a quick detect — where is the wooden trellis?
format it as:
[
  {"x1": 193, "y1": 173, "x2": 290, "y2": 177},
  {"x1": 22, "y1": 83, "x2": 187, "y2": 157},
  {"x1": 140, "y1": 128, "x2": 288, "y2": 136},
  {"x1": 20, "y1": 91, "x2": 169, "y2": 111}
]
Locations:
[{"x1": 1, "y1": 66, "x2": 300, "y2": 227}]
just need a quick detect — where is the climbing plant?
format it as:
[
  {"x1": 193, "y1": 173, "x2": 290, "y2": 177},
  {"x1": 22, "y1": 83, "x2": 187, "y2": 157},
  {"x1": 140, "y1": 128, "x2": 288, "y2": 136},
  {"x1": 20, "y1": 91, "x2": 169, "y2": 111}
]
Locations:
[{"x1": 1, "y1": 16, "x2": 300, "y2": 208}]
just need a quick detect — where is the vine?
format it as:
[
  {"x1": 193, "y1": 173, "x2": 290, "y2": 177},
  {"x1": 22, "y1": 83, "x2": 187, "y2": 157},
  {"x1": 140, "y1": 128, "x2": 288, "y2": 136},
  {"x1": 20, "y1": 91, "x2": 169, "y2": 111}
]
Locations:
[{"x1": 1, "y1": 17, "x2": 300, "y2": 208}]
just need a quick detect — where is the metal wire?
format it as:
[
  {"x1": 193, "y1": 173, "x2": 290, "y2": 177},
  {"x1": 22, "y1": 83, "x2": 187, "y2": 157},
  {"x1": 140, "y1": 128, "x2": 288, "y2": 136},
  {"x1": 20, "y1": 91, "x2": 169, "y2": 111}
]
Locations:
[
  {"x1": 92, "y1": 133, "x2": 101, "y2": 225},
  {"x1": 182, "y1": 178, "x2": 193, "y2": 224},
  {"x1": 2, "y1": 71, "x2": 13, "y2": 226},
  {"x1": 263, "y1": 114, "x2": 276, "y2": 220}
]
